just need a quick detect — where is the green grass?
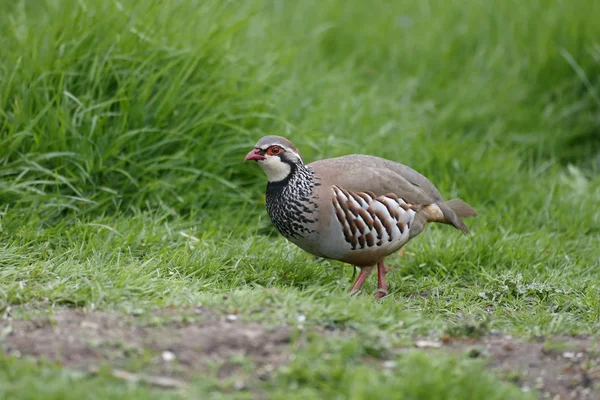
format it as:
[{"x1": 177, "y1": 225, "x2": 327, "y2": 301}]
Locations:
[
  {"x1": 1, "y1": 0, "x2": 600, "y2": 398},
  {"x1": 0, "y1": 353, "x2": 165, "y2": 400},
  {"x1": 0, "y1": 346, "x2": 532, "y2": 400}
]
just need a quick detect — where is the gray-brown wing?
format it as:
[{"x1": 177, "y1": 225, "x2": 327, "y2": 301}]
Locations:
[{"x1": 309, "y1": 154, "x2": 443, "y2": 206}]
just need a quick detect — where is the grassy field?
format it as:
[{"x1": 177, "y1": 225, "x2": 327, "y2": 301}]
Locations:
[{"x1": 1, "y1": 0, "x2": 599, "y2": 398}]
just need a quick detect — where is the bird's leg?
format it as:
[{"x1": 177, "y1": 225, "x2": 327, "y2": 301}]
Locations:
[
  {"x1": 348, "y1": 266, "x2": 373, "y2": 296},
  {"x1": 374, "y1": 260, "x2": 389, "y2": 299}
]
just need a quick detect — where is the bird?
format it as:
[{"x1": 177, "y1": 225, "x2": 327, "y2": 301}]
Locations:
[{"x1": 244, "y1": 135, "x2": 477, "y2": 299}]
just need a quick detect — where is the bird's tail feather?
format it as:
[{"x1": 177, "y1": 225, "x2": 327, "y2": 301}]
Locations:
[
  {"x1": 446, "y1": 198, "x2": 478, "y2": 218},
  {"x1": 438, "y1": 199, "x2": 477, "y2": 234}
]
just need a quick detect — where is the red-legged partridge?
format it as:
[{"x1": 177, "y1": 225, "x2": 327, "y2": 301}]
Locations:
[{"x1": 245, "y1": 136, "x2": 477, "y2": 298}]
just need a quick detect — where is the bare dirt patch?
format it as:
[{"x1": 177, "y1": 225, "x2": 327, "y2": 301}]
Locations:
[
  {"x1": 0, "y1": 307, "x2": 292, "y2": 387},
  {"x1": 436, "y1": 334, "x2": 600, "y2": 400},
  {"x1": 1, "y1": 307, "x2": 598, "y2": 399}
]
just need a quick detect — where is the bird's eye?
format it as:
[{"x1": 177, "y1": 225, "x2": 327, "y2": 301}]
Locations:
[{"x1": 267, "y1": 146, "x2": 282, "y2": 155}]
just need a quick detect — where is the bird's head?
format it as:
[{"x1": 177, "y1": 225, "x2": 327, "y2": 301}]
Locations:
[{"x1": 244, "y1": 136, "x2": 304, "y2": 182}]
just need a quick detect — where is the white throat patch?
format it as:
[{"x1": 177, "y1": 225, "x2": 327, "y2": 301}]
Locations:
[{"x1": 258, "y1": 156, "x2": 292, "y2": 182}]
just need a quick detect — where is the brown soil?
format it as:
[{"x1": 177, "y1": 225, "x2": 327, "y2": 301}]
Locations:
[
  {"x1": 440, "y1": 334, "x2": 600, "y2": 400},
  {"x1": 1, "y1": 307, "x2": 598, "y2": 399},
  {"x1": 0, "y1": 306, "x2": 292, "y2": 387}
]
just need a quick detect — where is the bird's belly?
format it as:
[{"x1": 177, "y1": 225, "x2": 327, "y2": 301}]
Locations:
[
  {"x1": 285, "y1": 231, "x2": 326, "y2": 258},
  {"x1": 337, "y1": 239, "x2": 408, "y2": 266},
  {"x1": 318, "y1": 222, "x2": 410, "y2": 266},
  {"x1": 278, "y1": 212, "x2": 413, "y2": 266}
]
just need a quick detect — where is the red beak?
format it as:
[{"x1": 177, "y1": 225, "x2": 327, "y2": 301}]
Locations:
[{"x1": 244, "y1": 148, "x2": 266, "y2": 161}]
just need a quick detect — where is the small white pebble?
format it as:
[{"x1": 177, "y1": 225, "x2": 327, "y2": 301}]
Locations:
[
  {"x1": 226, "y1": 314, "x2": 238, "y2": 321},
  {"x1": 415, "y1": 340, "x2": 442, "y2": 348},
  {"x1": 383, "y1": 360, "x2": 397, "y2": 369},
  {"x1": 233, "y1": 380, "x2": 245, "y2": 390},
  {"x1": 562, "y1": 351, "x2": 575, "y2": 358},
  {"x1": 263, "y1": 364, "x2": 274, "y2": 372},
  {"x1": 162, "y1": 351, "x2": 176, "y2": 362},
  {"x1": 296, "y1": 315, "x2": 306, "y2": 323},
  {"x1": 80, "y1": 321, "x2": 99, "y2": 330}
]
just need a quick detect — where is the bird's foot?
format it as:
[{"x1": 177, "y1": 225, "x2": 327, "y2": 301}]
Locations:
[
  {"x1": 374, "y1": 287, "x2": 388, "y2": 299},
  {"x1": 347, "y1": 266, "x2": 373, "y2": 296}
]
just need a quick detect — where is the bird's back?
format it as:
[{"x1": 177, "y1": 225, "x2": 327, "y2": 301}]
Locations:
[{"x1": 309, "y1": 154, "x2": 444, "y2": 204}]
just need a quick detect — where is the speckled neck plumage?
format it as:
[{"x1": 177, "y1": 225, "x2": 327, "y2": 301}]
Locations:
[{"x1": 265, "y1": 162, "x2": 319, "y2": 239}]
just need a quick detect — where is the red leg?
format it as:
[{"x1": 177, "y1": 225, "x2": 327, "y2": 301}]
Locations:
[
  {"x1": 374, "y1": 260, "x2": 389, "y2": 299},
  {"x1": 348, "y1": 266, "x2": 373, "y2": 296}
]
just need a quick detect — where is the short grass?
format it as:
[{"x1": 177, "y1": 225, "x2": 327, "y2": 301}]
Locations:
[{"x1": 1, "y1": 0, "x2": 599, "y2": 398}]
